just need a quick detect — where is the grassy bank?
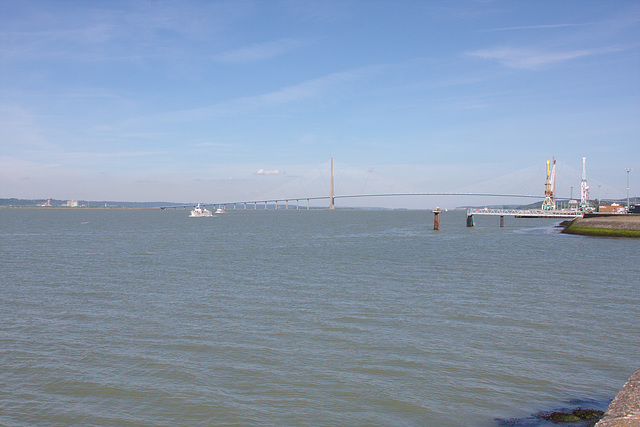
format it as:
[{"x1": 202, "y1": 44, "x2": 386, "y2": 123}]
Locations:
[
  {"x1": 562, "y1": 215, "x2": 640, "y2": 238},
  {"x1": 563, "y1": 224, "x2": 640, "y2": 238}
]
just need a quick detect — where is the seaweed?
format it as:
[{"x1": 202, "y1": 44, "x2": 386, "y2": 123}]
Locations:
[{"x1": 495, "y1": 399, "x2": 608, "y2": 426}]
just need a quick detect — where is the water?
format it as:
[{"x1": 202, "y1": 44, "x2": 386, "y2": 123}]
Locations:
[{"x1": 1, "y1": 208, "x2": 638, "y2": 426}]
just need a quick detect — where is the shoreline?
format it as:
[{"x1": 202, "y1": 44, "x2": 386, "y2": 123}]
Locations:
[
  {"x1": 596, "y1": 368, "x2": 640, "y2": 426},
  {"x1": 562, "y1": 213, "x2": 640, "y2": 238},
  {"x1": 0, "y1": 206, "x2": 163, "y2": 210}
]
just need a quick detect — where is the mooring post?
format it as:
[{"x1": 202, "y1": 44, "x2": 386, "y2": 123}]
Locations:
[
  {"x1": 466, "y1": 214, "x2": 474, "y2": 227},
  {"x1": 500, "y1": 215, "x2": 504, "y2": 227},
  {"x1": 433, "y1": 207, "x2": 441, "y2": 230}
]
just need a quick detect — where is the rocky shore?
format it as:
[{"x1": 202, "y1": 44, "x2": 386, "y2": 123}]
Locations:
[
  {"x1": 495, "y1": 369, "x2": 640, "y2": 426},
  {"x1": 562, "y1": 214, "x2": 640, "y2": 237},
  {"x1": 596, "y1": 368, "x2": 640, "y2": 426}
]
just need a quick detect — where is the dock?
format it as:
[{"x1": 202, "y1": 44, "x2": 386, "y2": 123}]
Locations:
[{"x1": 465, "y1": 208, "x2": 583, "y2": 227}]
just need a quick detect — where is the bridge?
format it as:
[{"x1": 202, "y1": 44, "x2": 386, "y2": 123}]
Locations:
[
  {"x1": 164, "y1": 158, "x2": 597, "y2": 225},
  {"x1": 206, "y1": 192, "x2": 547, "y2": 211},
  {"x1": 201, "y1": 157, "x2": 556, "y2": 211}
]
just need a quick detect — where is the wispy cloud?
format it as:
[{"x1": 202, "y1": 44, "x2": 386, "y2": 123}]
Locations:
[
  {"x1": 67, "y1": 151, "x2": 166, "y2": 158},
  {"x1": 256, "y1": 169, "x2": 280, "y2": 175},
  {"x1": 231, "y1": 64, "x2": 391, "y2": 108},
  {"x1": 483, "y1": 23, "x2": 594, "y2": 32},
  {"x1": 61, "y1": 150, "x2": 167, "y2": 160},
  {"x1": 0, "y1": 155, "x2": 58, "y2": 173},
  {"x1": 0, "y1": 2, "x2": 247, "y2": 62},
  {"x1": 193, "y1": 141, "x2": 233, "y2": 148},
  {"x1": 213, "y1": 38, "x2": 305, "y2": 64},
  {"x1": 144, "y1": 66, "x2": 374, "y2": 124},
  {"x1": 0, "y1": 105, "x2": 55, "y2": 151},
  {"x1": 248, "y1": 69, "x2": 357, "y2": 106},
  {"x1": 467, "y1": 46, "x2": 622, "y2": 69}
]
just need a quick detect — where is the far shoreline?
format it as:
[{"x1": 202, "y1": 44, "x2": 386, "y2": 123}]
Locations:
[{"x1": 0, "y1": 206, "x2": 164, "y2": 210}]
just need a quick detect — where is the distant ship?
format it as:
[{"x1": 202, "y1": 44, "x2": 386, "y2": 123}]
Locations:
[{"x1": 189, "y1": 203, "x2": 213, "y2": 217}]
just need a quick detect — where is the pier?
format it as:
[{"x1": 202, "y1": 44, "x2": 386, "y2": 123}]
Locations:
[{"x1": 465, "y1": 208, "x2": 583, "y2": 227}]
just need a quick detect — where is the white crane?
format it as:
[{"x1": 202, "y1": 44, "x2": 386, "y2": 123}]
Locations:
[{"x1": 580, "y1": 157, "x2": 589, "y2": 211}]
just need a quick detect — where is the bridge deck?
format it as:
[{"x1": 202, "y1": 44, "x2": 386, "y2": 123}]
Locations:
[{"x1": 466, "y1": 208, "x2": 583, "y2": 218}]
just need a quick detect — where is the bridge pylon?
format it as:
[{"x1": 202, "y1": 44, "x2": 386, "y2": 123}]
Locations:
[{"x1": 329, "y1": 157, "x2": 335, "y2": 210}]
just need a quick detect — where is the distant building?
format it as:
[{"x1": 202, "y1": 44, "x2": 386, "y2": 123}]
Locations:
[
  {"x1": 568, "y1": 200, "x2": 579, "y2": 211},
  {"x1": 64, "y1": 200, "x2": 79, "y2": 207},
  {"x1": 40, "y1": 199, "x2": 52, "y2": 207},
  {"x1": 598, "y1": 203, "x2": 625, "y2": 213}
]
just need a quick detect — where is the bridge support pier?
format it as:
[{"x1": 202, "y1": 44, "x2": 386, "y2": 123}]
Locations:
[
  {"x1": 500, "y1": 215, "x2": 504, "y2": 227},
  {"x1": 307, "y1": 199, "x2": 310, "y2": 210},
  {"x1": 466, "y1": 214, "x2": 474, "y2": 227},
  {"x1": 296, "y1": 199, "x2": 299, "y2": 210}
]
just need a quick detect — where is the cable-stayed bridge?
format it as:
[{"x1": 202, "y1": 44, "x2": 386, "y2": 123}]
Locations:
[
  {"x1": 193, "y1": 191, "x2": 545, "y2": 211},
  {"x1": 161, "y1": 192, "x2": 545, "y2": 211},
  {"x1": 163, "y1": 158, "x2": 625, "y2": 217}
]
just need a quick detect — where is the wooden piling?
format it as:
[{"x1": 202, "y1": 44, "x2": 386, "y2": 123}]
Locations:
[
  {"x1": 466, "y1": 214, "x2": 474, "y2": 227},
  {"x1": 433, "y1": 208, "x2": 441, "y2": 230}
]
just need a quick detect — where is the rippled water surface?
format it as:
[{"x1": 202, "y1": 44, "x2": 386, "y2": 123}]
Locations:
[{"x1": 1, "y1": 208, "x2": 638, "y2": 426}]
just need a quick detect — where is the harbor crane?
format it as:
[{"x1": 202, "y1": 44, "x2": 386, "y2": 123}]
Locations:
[
  {"x1": 580, "y1": 157, "x2": 590, "y2": 211},
  {"x1": 542, "y1": 157, "x2": 556, "y2": 210}
]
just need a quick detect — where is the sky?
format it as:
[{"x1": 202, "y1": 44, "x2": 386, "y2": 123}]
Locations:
[{"x1": 1, "y1": 0, "x2": 639, "y2": 208}]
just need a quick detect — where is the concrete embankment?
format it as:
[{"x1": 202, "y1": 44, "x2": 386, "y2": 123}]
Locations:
[
  {"x1": 562, "y1": 214, "x2": 640, "y2": 237},
  {"x1": 596, "y1": 368, "x2": 640, "y2": 426}
]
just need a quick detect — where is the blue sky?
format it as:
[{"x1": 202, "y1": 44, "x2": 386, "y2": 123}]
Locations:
[{"x1": 1, "y1": 0, "x2": 638, "y2": 208}]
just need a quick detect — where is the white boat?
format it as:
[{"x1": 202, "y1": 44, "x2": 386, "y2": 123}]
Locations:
[
  {"x1": 215, "y1": 207, "x2": 225, "y2": 214},
  {"x1": 189, "y1": 203, "x2": 213, "y2": 217}
]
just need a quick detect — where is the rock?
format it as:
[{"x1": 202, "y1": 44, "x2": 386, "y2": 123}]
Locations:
[
  {"x1": 596, "y1": 368, "x2": 640, "y2": 426},
  {"x1": 541, "y1": 408, "x2": 603, "y2": 423}
]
